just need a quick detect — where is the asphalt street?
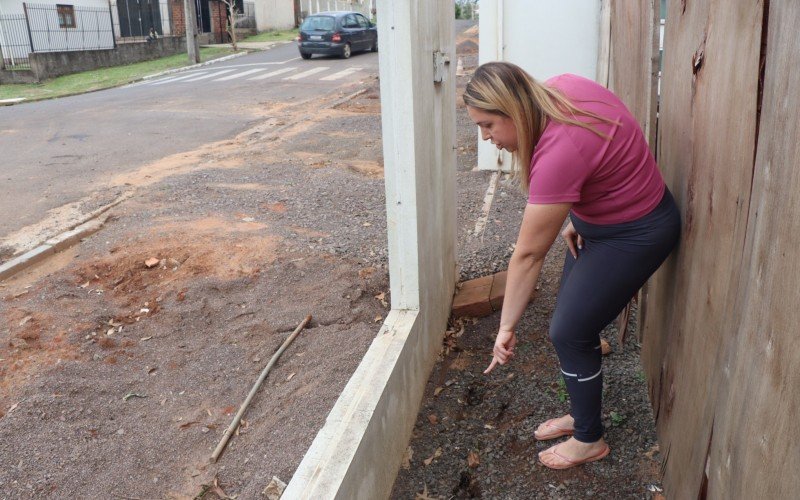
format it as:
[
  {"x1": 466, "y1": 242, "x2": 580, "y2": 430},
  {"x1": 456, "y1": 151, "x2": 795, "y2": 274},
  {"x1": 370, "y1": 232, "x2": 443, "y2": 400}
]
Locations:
[{"x1": 0, "y1": 42, "x2": 378, "y2": 240}]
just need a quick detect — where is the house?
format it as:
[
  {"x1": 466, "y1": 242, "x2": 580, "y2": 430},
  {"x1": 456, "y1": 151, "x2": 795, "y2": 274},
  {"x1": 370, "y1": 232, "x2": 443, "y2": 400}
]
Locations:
[{"x1": 0, "y1": 0, "x2": 232, "y2": 71}]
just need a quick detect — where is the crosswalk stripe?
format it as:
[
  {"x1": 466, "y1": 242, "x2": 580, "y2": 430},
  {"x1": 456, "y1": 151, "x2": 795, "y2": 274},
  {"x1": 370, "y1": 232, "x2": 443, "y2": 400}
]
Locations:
[
  {"x1": 182, "y1": 68, "x2": 236, "y2": 82},
  {"x1": 284, "y1": 66, "x2": 330, "y2": 80},
  {"x1": 247, "y1": 67, "x2": 297, "y2": 80},
  {"x1": 320, "y1": 67, "x2": 362, "y2": 81},
  {"x1": 151, "y1": 72, "x2": 207, "y2": 85},
  {"x1": 214, "y1": 68, "x2": 268, "y2": 81}
]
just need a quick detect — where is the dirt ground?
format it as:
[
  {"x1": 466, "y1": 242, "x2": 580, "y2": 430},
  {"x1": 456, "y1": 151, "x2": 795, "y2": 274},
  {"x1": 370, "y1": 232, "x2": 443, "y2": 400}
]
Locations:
[{"x1": 1, "y1": 27, "x2": 662, "y2": 499}]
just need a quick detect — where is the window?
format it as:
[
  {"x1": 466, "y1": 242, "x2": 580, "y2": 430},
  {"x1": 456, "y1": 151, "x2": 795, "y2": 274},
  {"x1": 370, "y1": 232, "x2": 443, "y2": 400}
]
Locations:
[
  {"x1": 300, "y1": 15, "x2": 335, "y2": 31},
  {"x1": 356, "y1": 14, "x2": 369, "y2": 28},
  {"x1": 57, "y1": 4, "x2": 76, "y2": 29},
  {"x1": 343, "y1": 14, "x2": 359, "y2": 28}
]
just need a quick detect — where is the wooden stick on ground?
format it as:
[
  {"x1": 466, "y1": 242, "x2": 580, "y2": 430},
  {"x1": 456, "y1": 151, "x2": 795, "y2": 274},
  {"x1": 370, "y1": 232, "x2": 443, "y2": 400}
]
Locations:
[{"x1": 211, "y1": 314, "x2": 312, "y2": 463}]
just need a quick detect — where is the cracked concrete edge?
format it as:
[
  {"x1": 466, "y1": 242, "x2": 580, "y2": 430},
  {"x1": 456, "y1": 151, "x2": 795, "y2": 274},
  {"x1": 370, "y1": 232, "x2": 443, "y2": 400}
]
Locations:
[
  {"x1": 0, "y1": 191, "x2": 132, "y2": 282},
  {"x1": 0, "y1": 218, "x2": 104, "y2": 282}
]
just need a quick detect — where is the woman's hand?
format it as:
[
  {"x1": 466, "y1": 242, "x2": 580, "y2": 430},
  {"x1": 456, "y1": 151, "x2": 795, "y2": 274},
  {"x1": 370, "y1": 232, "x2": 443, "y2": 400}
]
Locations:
[
  {"x1": 484, "y1": 329, "x2": 517, "y2": 374},
  {"x1": 561, "y1": 220, "x2": 584, "y2": 259}
]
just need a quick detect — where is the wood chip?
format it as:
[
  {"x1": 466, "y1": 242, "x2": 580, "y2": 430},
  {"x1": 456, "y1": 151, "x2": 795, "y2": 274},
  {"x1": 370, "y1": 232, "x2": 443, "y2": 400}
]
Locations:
[{"x1": 467, "y1": 451, "x2": 480, "y2": 468}]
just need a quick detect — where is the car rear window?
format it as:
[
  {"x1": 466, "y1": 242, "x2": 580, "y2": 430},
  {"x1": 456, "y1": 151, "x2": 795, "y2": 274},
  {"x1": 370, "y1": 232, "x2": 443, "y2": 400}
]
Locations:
[{"x1": 301, "y1": 16, "x2": 335, "y2": 31}]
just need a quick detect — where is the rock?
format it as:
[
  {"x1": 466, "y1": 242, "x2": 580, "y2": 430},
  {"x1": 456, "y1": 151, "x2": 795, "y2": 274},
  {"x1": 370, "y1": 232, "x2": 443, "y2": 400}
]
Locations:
[
  {"x1": 144, "y1": 257, "x2": 160, "y2": 268},
  {"x1": 10, "y1": 338, "x2": 29, "y2": 349}
]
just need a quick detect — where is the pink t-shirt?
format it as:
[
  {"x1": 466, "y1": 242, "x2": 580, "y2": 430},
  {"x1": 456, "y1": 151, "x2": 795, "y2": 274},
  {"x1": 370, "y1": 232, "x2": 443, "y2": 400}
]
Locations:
[{"x1": 527, "y1": 74, "x2": 664, "y2": 224}]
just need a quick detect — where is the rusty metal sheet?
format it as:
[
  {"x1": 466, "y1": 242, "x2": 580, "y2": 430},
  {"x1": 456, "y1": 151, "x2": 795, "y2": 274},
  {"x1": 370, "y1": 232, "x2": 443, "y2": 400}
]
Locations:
[{"x1": 638, "y1": 0, "x2": 763, "y2": 497}]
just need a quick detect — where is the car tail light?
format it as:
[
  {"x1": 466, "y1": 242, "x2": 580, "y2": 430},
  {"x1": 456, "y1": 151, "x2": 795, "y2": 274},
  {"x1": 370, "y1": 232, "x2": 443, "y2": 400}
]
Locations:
[{"x1": 332, "y1": 33, "x2": 341, "y2": 42}]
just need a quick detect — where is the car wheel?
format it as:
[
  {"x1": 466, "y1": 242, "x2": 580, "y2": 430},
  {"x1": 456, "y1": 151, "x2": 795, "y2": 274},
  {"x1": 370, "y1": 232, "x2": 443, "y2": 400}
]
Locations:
[
  {"x1": 341, "y1": 43, "x2": 352, "y2": 59},
  {"x1": 300, "y1": 51, "x2": 312, "y2": 60},
  {"x1": 371, "y1": 38, "x2": 378, "y2": 52}
]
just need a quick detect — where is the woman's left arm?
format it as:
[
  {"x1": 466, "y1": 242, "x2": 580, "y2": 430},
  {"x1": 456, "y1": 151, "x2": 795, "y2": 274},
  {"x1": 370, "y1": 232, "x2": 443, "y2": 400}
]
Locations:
[{"x1": 485, "y1": 202, "x2": 572, "y2": 374}]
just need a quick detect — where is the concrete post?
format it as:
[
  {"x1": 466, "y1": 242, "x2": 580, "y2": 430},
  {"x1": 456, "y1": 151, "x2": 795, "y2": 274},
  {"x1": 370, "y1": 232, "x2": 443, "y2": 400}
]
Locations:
[
  {"x1": 183, "y1": 0, "x2": 199, "y2": 63},
  {"x1": 282, "y1": 0, "x2": 455, "y2": 497}
]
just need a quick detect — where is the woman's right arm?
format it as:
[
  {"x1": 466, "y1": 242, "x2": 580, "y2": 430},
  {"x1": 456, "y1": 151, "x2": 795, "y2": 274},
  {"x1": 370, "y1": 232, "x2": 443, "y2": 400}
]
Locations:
[{"x1": 485, "y1": 202, "x2": 571, "y2": 374}]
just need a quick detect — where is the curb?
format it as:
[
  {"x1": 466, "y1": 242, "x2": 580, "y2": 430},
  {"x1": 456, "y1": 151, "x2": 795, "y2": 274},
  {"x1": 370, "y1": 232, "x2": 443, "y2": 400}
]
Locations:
[
  {"x1": 0, "y1": 190, "x2": 131, "y2": 282},
  {"x1": 0, "y1": 218, "x2": 105, "y2": 282}
]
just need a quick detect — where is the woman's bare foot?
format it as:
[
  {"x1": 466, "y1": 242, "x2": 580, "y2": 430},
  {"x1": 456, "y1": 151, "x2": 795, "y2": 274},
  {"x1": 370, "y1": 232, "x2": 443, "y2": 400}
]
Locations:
[
  {"x1": 538, "y1": 437, "x2": 610, "y2": 470},
  {"x1": 534, "y1": 414, "x2": 574, "y2": 440}
]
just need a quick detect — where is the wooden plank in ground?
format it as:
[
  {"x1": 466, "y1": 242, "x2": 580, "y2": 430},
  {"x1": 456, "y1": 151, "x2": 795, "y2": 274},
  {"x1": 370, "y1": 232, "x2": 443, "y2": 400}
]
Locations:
[
  {"x1": 707, "y1": 1, "x2": 800, "y2": 495},
  {"x1": 638, "y1": 0, "x2": 763, "y2": 497}
]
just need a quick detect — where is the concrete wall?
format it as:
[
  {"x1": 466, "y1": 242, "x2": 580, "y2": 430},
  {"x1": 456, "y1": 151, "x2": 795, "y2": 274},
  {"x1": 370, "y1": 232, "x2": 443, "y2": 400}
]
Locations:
[
  {"x1": 254, "y1": 0, "x2": 294, "y2": 31},
  {"x1": 283, "y1": 0, "x2": 456, "y2": 497},
  {"x1": 476, "y1": 0, "x2": 602, "y2": 171},
  {"x1": 0, "y1": 68, "x2": 36, "y2": 83},
  {"x1": 28, "y1": 36, "x2": 185, "y2": 80}
]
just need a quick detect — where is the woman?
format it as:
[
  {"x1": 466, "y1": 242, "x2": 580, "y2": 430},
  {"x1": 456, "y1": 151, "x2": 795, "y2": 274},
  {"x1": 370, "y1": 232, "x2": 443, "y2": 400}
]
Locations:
[{"x1": 464, "y1": 62, "x2": 680, "y2": 470}]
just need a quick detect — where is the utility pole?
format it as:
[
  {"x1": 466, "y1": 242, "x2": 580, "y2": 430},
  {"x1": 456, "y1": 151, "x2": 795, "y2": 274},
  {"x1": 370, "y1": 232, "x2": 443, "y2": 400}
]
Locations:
[{"x1": 184, "y1": 0, "x2": 200, "y2": 63}]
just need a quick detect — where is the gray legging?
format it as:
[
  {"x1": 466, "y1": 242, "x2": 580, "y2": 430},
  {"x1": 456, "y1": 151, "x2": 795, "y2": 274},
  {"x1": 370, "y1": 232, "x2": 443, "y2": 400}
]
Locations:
[{"x1": 549, "y1": 187, "x2": 681, "y2": 442}]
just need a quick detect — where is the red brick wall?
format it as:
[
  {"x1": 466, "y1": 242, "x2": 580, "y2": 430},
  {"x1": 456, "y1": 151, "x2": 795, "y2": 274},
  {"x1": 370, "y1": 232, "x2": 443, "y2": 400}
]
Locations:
[
  {"x1": 172, "y1": 0, "x2": 186, "y2": 36},
  {"x1": 210, "y1": 1, "x2": 228, "y2": 43}
]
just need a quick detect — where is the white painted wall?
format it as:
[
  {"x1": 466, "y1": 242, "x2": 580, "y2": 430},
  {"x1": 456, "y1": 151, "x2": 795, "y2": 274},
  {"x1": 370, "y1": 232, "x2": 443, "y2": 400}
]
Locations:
[
  {"x1": 254, "y1": 0, "x2": 294, "y2": 31},
  {"x1": 0, "y1": 0, "x2": 115, "y2": 59},
  {"x1": 299, "y1": 0, "x2": 371, "y2": 18},
  {"x1": 476, "y1": 0, "x2": 602, "y2": 170},
  {"x1": 0, "y1": 0, "x2": 108, "y2": 16}
]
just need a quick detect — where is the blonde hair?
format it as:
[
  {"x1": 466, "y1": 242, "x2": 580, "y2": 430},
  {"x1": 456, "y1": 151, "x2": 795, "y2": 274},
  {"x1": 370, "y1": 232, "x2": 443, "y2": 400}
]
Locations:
[{"x1": 464, "y1": 61, "x2": 617, "y2": 192}]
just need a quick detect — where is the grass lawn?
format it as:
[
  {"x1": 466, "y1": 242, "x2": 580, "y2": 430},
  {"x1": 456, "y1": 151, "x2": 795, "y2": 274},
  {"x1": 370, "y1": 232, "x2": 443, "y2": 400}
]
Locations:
[
  {"x1": 0, "y1": 47, "x2": 236, "y2": 102},
  {"x1": 241, "y1": 28, "x2": 298, "y2": 43}
]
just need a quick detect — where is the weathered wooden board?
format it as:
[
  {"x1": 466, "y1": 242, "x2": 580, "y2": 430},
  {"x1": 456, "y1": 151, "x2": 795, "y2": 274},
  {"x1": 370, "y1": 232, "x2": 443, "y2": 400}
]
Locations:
[
  {"x1": 638, "y1": 0, "x2": 763, "y2": 497},
  {"x1": 607, "y1": 0, "x2": 659, "y2": 146},
  {"x1": 706, "y1": 0, "x2": 800, "y2": 496}
]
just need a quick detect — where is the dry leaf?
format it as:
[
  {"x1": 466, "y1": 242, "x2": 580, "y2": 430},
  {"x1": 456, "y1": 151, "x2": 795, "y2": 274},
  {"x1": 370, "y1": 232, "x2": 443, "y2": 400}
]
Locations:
[
  {"x1": 18, "y1": 316, "x2": 32, "y2": 327},
  {"x1": 600, "y1": 338, "x2": 612, "y2": 355},
  {"x1": 433, "y1": 387, "x2": 443, "y2": 396},
  {"x1": 401, "y1": 446, "x2": 413, "y2": 469},
  {"x1": 645, "y1": 443, "x2": 660, "y2": 459},
  {"x1": 423, "y1": 447, "x2": 442, "y2": 466},
  {"x1": 467, "y1": 451, "x2": 480, "y2": 468},
  {"x1": 286, "y1": 372, "x2": 296, "y2": 381},
  {"x1": 427, "y1": 414, "x2": 438, "y2": 425},
  {"x1": 374, "y1": 315, "x2": 383, "y2": 323},
  {"x1": 262, "y1": 476, "x2": 286, "y2": 499}
]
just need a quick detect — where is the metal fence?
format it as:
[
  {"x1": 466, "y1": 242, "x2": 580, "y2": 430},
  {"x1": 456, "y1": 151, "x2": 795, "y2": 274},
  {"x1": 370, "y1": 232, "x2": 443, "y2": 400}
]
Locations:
[
  {"x1": 24, "y1": 3, "x2": 115, "y2": 52},
  {"x1": 0, "y1": 14, "x2": 32, "y2": 69},
  {"x1": 234, "y1": 1, "x2": 255, "y2": 30}
]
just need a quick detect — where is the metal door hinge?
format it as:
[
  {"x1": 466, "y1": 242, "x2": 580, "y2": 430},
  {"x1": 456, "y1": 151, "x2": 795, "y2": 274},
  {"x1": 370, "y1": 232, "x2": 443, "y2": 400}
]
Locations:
[{"x1": 433, "y1": 51, "x2": 450, "y2": 83}]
